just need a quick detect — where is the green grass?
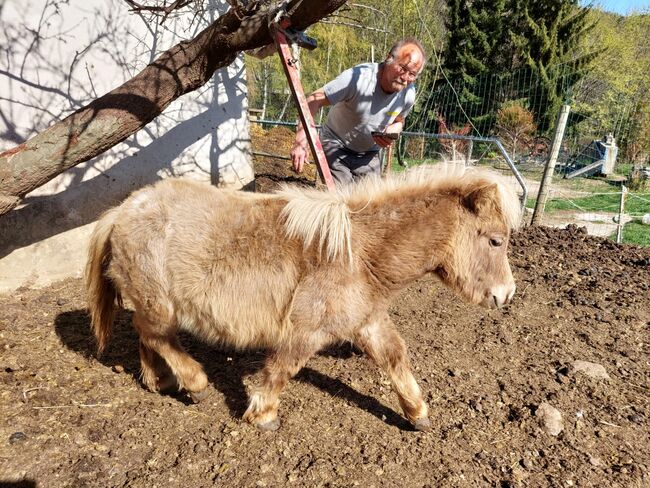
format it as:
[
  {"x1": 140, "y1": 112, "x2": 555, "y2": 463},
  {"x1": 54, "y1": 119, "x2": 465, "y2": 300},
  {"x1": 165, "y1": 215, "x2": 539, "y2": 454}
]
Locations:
[
  {"x1": 615, "y1": 162, "x2": 634, "y2": 177},
  {"x1": 389, "y1": 156, "x2": 438, "y2": 173},
  {"x1": 609, "y1": 220, "x2": 650, "y2": 247},
  {"x1": 526, "y1": 192, "x2": 650, "y2": 215}
]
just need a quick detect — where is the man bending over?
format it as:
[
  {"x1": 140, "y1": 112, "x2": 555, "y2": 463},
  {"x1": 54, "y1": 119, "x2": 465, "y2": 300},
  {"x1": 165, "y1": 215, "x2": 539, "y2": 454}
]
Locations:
[{"x1": 290, "y1": 37, "x2": 426, "y2": 185}]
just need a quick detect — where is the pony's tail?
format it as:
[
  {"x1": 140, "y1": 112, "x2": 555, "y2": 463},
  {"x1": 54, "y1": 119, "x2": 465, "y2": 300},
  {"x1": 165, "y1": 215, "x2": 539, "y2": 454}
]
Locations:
[{"x1": 85, "y1": 208, "x2": 122, "y2": 356}]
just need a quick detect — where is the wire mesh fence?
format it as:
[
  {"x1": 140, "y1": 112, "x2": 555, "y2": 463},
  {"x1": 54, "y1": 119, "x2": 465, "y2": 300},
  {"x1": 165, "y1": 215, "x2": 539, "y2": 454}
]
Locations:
[{"x1": 245, "y1": 22, "x2": 650, "y2": 245}]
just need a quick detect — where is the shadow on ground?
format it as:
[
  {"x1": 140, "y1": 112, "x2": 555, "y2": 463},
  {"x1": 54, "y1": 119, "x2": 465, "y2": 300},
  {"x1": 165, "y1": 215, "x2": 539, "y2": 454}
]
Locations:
[{"x1": 53, "y1": 309, "x2": 410, "y2": 430}]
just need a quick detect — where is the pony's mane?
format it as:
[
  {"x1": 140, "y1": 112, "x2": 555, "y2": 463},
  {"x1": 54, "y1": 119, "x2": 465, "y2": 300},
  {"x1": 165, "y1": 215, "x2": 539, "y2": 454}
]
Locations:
[{"x1": 277, "y1": 164, "x2": 523, "y2": 264}]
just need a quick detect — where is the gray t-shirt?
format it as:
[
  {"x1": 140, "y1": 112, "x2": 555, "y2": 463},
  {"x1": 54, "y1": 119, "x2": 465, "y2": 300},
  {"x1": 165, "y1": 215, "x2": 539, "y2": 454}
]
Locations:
[{"x1": 322, "y1": 62, "x2": 416, "y2": 153}]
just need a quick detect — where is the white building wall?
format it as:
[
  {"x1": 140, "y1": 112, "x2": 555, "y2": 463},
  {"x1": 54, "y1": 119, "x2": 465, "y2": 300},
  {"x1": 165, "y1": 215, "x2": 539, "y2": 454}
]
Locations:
[{"x1": 0, "y1": 0, "x2": 253, "y2": 292}]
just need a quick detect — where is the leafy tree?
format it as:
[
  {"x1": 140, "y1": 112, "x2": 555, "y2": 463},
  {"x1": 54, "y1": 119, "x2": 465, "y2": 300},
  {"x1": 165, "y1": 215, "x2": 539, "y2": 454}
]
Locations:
[{"x1": 574, "y1": 10, "x2": 650, "y2": 163}]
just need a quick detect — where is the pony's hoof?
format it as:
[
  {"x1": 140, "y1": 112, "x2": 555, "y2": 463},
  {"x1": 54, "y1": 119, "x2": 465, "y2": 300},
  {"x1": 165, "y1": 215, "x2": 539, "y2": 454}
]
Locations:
[
  {"x1": 256, "y1": 418, "x2": 281, "y2": 432},
  {"x1": 189, "y1": 388, "x2": 210, "y2": 403},
  {"x1": 414, "y1": 417, "x2": 431, "y2": 432}
]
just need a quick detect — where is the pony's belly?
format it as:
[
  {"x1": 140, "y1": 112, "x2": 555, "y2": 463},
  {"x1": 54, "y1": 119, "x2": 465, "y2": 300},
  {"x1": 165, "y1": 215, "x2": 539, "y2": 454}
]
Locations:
[{"x1": 175, "y1": 303, "x2": 289, "y2": 350}]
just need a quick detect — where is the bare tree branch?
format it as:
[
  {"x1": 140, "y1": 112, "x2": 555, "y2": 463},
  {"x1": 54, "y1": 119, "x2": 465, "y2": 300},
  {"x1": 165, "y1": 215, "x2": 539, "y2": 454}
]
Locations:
[
  {"x1": 320, "y1": 19, "x2": 389, "y2": 34},
  {"x1": 0, "y1": 0, "x2": 347, "y2": 215},
  {"x1": 123, "y1": 0, "x2": 194, "y2": 16}
]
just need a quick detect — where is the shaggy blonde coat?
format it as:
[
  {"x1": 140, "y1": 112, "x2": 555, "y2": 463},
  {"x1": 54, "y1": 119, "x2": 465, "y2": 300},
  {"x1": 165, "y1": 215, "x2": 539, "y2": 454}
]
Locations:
[{"x1": 86, "y1": 165, "x2": 521, "y2": 430}]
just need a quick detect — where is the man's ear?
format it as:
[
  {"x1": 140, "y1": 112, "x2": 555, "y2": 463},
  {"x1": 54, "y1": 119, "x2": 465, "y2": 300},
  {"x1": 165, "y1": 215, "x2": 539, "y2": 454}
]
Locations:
[{"x1": 463, "y1": 182, "x2": 499, "y2": 217}]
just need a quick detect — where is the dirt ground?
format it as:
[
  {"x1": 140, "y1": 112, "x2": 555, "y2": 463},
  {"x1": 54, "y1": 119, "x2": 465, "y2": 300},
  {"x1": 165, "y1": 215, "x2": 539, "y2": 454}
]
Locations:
[{"x1": 1, "y1": 127, "x2": 649, "y2": 487}]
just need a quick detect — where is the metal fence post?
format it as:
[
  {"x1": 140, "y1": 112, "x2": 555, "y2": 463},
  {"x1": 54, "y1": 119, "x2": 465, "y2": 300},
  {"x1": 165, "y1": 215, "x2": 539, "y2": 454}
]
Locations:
[
  {"x1": 531, "y1": 105, "x2": 571, "y2": 225},
  {"x1": 616, "y1": 185, "x2": 628, "y2": 244}
]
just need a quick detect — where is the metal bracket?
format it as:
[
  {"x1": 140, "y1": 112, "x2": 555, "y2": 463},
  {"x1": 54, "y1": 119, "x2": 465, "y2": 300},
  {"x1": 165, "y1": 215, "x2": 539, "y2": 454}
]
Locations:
[
  {"x1": 248, "y1": 3, "x2": 317, "y2": 58},
  {"x1": 275, "y1": 26, "x2": 317, "y2": 51}
]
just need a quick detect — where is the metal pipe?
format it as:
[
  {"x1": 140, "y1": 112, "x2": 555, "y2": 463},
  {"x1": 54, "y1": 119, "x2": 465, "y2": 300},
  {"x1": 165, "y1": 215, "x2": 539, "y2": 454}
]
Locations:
[
  {"x1": 252, "y1": 119, "x2": 298, "y2": 128},
  {"x1": 401, "y1": 131, "x2": 528, "y2": 208},
  {"x1": 492, "y1": 139, "x2": 528, "y2": 207}
]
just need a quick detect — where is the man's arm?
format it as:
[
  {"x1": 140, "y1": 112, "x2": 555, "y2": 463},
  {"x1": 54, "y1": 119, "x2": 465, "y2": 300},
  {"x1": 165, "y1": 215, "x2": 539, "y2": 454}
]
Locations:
[{"x1": 291, "y1": 89, "x2": 331, "y2": 173}]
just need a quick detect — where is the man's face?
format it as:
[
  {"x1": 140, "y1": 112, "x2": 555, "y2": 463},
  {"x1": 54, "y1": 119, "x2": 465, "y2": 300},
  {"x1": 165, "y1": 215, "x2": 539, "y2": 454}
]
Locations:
[{"x1": 380, "y1": 44, "x2": 424, "y2": 93}]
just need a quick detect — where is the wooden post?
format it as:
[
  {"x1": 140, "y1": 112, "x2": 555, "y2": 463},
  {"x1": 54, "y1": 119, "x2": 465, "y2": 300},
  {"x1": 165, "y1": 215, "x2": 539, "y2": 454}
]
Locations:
[
  {"x1": 382, "y1": 144, "x2": 394, "y2": 175},
  {"x1": 465, "y1": 140, "x2": 473, "y2": 166},
  {"x1": 616, "y1": 185, "x2": 628, "y2": 244},
  {"x1": 531, "y1": 105, "x2": 571, "y2": 225}
]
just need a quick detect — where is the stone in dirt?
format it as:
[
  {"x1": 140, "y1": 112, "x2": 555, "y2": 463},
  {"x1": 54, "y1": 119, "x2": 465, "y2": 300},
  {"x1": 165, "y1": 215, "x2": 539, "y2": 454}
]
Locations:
[
  {"x1": 570, "y1": 360, "x2": 610, "y2": 380},
  {"x1": 536, "y1": 402, "x2": 564, "y2": 436}
]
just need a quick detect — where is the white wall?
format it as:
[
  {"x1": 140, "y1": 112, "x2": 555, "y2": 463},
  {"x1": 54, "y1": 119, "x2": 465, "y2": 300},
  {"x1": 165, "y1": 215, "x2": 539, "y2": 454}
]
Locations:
[{"x1": 0, "y1": 0, "x2": 253, "y2": 292}]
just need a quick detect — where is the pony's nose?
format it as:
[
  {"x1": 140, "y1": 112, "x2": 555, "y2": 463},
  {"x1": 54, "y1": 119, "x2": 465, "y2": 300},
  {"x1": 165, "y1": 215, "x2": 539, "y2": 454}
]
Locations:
[{"x1": 491, "y1": 284, "x2": 516, "y2": 308}]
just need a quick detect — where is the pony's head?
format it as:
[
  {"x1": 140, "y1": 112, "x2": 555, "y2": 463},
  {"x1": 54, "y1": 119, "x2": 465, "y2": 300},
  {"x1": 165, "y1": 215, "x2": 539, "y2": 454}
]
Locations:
[{"x1": 431, "y1": 166, "x2": 521, "y2": 308}]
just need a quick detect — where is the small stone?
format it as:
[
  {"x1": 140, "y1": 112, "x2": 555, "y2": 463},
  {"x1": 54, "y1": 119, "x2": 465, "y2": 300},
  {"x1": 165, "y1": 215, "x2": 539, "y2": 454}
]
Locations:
[
  {"x1": 9, "y1": 432, "x2": 27, "y2": 444},
  {"x1": 112, "y1": 365, "x2": 124, "y2": 374},
  {"x1": 589, "y1": 456, "x2": 604, "y2": 467},
  {"x1": 570, "y1": 360, "x2": 610, "y2": 380},
  {"x1": 628, "y1": 414, "x2": 643, "y2": 424},
  {"x1": 57, "y1": 298, "x2": 68, "y2": 306},
  {"x1": 469, "y1": 399, "x2": 483, "y2": 412},
  {"x1": 193, "y1": 441, "x2": 208, "y2": 454},
  {"x1": 536, "y1": 402, "x2": 564, "y2": 436}
]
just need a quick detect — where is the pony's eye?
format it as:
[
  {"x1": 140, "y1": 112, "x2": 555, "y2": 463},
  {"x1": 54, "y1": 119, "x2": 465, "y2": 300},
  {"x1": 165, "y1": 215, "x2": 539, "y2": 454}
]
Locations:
[{"x1": 489, "y1": 237, "x2": 503, "y2": 247}]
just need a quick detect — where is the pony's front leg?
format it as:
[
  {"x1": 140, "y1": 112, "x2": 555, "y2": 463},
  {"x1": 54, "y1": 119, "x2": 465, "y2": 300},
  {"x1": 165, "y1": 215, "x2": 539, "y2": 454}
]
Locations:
[
  {"x1": 243, "y1": 333, "x2": 325, "y2": 431},
  {"x1": 354, "y1": 312, "x2": 430, "y2": 431}
]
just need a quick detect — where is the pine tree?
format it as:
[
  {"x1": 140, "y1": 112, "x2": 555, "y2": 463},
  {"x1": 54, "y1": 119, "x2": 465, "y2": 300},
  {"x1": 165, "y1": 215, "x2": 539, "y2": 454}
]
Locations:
[
  {"x1": 422, "y1": 0, "x2": 508, "y2": 135},
  {"x1": 512, "y1": 0, "x2": 599, "y2": 132}
]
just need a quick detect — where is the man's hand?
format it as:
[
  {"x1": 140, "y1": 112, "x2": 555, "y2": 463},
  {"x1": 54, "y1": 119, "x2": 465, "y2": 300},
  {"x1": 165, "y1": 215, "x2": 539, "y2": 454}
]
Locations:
[
  {"x1": 290, "y1": 89, "x2": 330, "y2": 174},
  {"x1": 372, "y1": 132, "x2": 399, "y2": 149},
  {"x1": 291, "y1": 143, "x2": 309, "y2": 173},
  {"x1": 373, "y1": 117, "x2": 404, "y2": 148}
]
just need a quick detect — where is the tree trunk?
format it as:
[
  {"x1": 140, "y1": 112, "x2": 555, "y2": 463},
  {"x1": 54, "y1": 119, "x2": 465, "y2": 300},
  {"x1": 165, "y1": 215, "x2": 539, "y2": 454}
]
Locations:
[{"x1": 0, "y1": 0, "x2": 347, "y2": 216}]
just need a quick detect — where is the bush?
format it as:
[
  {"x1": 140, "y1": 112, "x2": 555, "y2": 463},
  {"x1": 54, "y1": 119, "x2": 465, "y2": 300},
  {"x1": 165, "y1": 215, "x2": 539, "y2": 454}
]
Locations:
[{"x1": 495, "y1": 102, "x2": 537, "y2": 161}]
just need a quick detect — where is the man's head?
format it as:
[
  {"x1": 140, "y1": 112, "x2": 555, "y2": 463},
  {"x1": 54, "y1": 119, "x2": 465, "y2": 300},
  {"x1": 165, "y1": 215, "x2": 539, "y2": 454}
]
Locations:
[{"x1": 380, "y1": 37, "x2": 426, "y2": 94}]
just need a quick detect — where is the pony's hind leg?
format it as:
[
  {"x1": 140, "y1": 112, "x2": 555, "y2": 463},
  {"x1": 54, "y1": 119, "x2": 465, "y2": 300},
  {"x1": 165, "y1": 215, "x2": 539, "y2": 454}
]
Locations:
[
  {"x1": 139, "y1": 341, "x2": 178, "y2": 393},
  {"x1": 354, "y1": 312, "x2": 430, "y2": 431},
  {"x1": 133, "y1": 311, "x2": 209, "y2": 402}
]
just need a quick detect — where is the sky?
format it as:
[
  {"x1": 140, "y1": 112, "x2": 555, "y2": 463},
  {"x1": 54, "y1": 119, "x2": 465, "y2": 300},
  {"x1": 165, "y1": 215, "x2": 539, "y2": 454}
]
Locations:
[{"x1": 587, "y1": 0, "x2": 650, "y2": 14}]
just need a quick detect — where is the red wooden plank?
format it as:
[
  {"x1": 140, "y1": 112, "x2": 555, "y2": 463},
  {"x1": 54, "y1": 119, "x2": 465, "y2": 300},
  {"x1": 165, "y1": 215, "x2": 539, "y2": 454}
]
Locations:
[{"x1": 272, "y1": 28, "x2": 336, "y2": 191}]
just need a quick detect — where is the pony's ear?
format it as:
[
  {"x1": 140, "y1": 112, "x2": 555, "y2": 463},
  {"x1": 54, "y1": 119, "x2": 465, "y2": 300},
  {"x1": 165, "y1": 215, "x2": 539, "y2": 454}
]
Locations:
[{"x1": 463, "y1": 182, "x2": 499, "y2": 217}]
